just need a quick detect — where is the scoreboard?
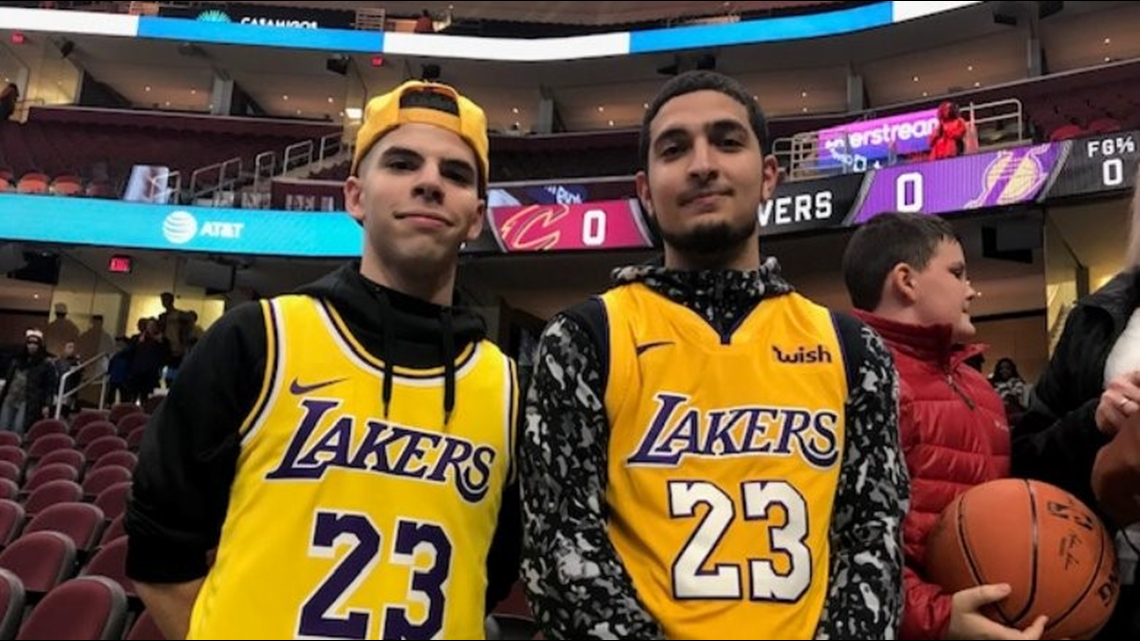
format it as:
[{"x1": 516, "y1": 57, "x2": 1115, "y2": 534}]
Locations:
[
  {"x1": 470, "y1": 129, "x2": 1140, "y2": 254},
  {"x1": 1046, "y1": 131, "x2": 1139, "y2": 199},
  {"x1": 0, "y1": 130, "x2": 1135, "y2": 259}
]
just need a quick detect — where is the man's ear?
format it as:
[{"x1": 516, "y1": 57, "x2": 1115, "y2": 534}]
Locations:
[
  {"x1": 635, "y1": 170, "x2": 654, "y2": 219},
  {"x1": 344, "y1": 175, "x2": 365, "y2": 226},
  {"x1": 887, "y1": 262, "x2": 919, "y2": 304},
  {"x1": 465, "y1": 199, "x2": 485, "y2": 243},
  {"x1": 760, "y1": 154, "x2": 779, "y2": 202}
]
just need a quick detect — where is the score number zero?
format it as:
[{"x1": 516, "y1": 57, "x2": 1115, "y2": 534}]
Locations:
[
  {"x1": 894, "y1": 173, "x2": 926, "y2": 214},
  {"x1": 581, "y1": 208, "x2": 607, "y2": 247},
  {"x1": 1086, "y1": 135, "x2": 1137, "y2": 188}
]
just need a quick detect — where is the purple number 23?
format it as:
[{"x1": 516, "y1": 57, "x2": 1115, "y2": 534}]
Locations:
[{"x1": 299, "y1": 511, "x2": 453, "y2": 639}]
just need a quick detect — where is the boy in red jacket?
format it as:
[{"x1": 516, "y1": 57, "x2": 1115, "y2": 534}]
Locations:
[{"x1": 842, "y1": 212, "x2": 1046, "y2": 640}]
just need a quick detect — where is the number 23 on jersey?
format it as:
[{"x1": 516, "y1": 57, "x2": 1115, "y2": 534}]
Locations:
[
  {"x1": 669, "y1": 479, "x2": 812, "y2": 602},
  {"x1": 298, "y1": 511, "x2": 453, "y2": 640}
]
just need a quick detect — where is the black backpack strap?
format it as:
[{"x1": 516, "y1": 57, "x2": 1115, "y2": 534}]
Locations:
[
  {"x1": 561, "y1": 297, "x2": 610, "y2": 392},
  {"x1": 830, "y1": 310, "x2": 867, "y2": 395}
]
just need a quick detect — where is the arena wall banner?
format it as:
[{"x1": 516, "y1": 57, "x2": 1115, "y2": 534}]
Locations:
[
  {"x1": 0, "y1": 195, "x2": 363, "y2": 257},
  {"x1": 816, "y1": 108, "x2": 940, "y2": 172},
  {"x1": 158, "y1": 3, "x2": 357, "y2": 29},
  {"x1": 0, "y1": 3, "x2": 983, "y2": 61}
]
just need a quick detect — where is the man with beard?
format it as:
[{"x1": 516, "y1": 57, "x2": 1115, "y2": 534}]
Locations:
[{"x1": 520, "y1": 71, "x2": 908, "y2": 639}]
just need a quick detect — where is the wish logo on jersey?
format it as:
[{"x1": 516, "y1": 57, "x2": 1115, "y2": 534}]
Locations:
[
  {"x1": 266, "y1": 397, "x2": 496, "y2": 502},
  {"x1": 627, "y1": 392, "x2": 840, "y2": 469}
]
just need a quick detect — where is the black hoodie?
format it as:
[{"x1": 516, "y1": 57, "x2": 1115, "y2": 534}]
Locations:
[{"x1": 125, "y1": 263, "x2": 521, "y2": 612}]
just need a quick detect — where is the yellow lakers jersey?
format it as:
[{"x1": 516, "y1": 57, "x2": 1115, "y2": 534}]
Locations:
[
  {"x1": 601, "y1": 284, "x2": 847, "y2": 640},
  {"x1": 189, "y1": 295, "x2": 517, "y2": 640}
]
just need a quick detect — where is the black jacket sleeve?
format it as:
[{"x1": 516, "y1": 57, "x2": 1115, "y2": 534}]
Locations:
[
  {"x1": 520, "y1": 312, "x2": 664, "y2": 639},
  {"x1": 1011, "y1": 307, "x2": 1112, "y2": 509},
  {"x1": 483, "y1": 358, "x2": 524, "y2": 613},
  {"x1": 125, "y1": 302, "x2": 267, "y2": 583},
  {"x1": 815, "y1": 316, "x2": 908, "y2": 639}
]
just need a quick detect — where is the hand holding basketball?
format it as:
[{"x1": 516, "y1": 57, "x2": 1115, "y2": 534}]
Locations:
[
  {"x1": 927, "y1": 479, "x2": 1119, "y2": 640},
  {"x1": 947, "y1": 583, "x2": 1046, "y2": 640}
]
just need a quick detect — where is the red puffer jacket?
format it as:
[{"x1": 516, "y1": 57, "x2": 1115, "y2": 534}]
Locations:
[{"x1": 854, "y1": 311, "x2": 1010, "y2": 640}]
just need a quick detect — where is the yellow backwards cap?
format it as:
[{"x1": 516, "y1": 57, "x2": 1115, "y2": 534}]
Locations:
[{"x1": 351, "y1": 80, "x2": 489, "y2": 188}]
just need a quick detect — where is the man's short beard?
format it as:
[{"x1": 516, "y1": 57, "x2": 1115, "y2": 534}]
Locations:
[{"x1": 660, "y1": 216, "x2": 757, "y2": 256}]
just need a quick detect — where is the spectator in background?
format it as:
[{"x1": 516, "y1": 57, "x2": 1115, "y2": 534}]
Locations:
[
  {"x1": 157, "y1": 292, "x2": 190, "y2": 370},
  {"x1": 77, "y1": 314, "x2": 114, "y2": 406},
  {"x1": 106, "y1": 336, "x2": 131, "y2": 406},
  {"x1": 78, "y1": 314, "x2": 114, "y2": 362},
  {"x1": 0, "y1": 330, "x2": 56, "y2": 434},
  {"x1": 53, "y1": 341, "x2": 81, "y2": 417},
  {"x1": 414, "y1": 8, "x2": 434, "y2": 32},
  {"x1": 0, "y1": 83, "x2": 17, "y2": 122},
  {"x1": 126, "y1": 318, "x2": 168, "y2": 404},
  {"x1": 45, "y1": 302, "x2": 80, "y2": 357},
  {"x1": 929, "y1": 101, "x2": 967, "y2": 161},
  {"x1": 184, "y1": 311, "x2": 204, "y2": 353},
  {"x1": 991, "y1": 357, "x2": 1030, "y2": 425}
]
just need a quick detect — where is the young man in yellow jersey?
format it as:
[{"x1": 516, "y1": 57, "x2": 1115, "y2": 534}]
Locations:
[
  {"x1": 521, "y1": 70, "x2": 908, "y2": 639},
  {"x1": 126, "y1": 80, "x2": 520, "y2": 640}
]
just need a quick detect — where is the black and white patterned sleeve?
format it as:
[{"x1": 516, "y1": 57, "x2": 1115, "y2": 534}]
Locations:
[
  {"x1": 816, "y1": 325, "x2": 909, "y2": 640},
  {"x1": 519, "y1": 314, "x2": 664, "y2": 640}
]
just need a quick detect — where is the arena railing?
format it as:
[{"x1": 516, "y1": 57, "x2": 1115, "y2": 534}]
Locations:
[{"x1": 771, "y1": 97, "x2": 1026, "y2": 181}]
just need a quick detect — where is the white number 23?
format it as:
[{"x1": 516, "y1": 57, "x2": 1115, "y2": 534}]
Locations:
[{"x1": 668, "y1": 480, "x2": 811, "y2": 602}]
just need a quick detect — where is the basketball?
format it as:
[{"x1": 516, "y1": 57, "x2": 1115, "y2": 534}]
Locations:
[{"x1": 925, "y1": 479, "x2": 1120, "y2": 640}]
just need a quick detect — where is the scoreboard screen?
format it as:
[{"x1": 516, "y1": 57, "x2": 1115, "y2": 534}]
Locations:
[
  {"x1": 1046, "y1": 132, "x2": 1139, "y2": 199},
  {"x1": 0, "y1": 129, "x2": 1137, "y2": 259}
]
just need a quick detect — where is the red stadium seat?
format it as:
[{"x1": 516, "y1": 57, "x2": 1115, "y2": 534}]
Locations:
[
  {"x1": 23, "y1": 480, "x2": 83, "y2": 516},
  {"x1": 22, "y1": 464, "x2": 78, "y2": 494},
  {"x1": 25, "y1": 420, "x2": 67, "y2": 444},
  {"x1": 82, "y1": 466, "x2": 132, "y2": 501},
  {"x1": 24, "y1": 503, "x2": 105, "y2": 555},
  {"x1": 80, "y1": 536, "x2": 133, "y2": 599},
  {"x1": 0, "y1": 531, "x2": 76, "y2": 596},
  {"x1": 0, "y1": 568, "x2": 24, "y2": 640},
  {"x1": 35, "y1": 450, "x2": 84, "y2": 475},
  {"x1": 17, "y1": 576, "x2": 128, "y2": 640},
  {"x1": 92, "y1": 482, "x2": 131, "y2": 522},
  {"x1": 0, "y1": 500, "x2": 25, "y2": 547},
  {"x1": 75, "y1": 421, "x2": 117, "y2": 448}
]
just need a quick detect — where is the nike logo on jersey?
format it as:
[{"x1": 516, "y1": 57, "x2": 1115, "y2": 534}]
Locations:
[
  {"x1": 635, "y1": 341, "x2": 675, "y2": 356},
  {"x1": 290, "y1": 377, "x2": 347, "y2": 395}
]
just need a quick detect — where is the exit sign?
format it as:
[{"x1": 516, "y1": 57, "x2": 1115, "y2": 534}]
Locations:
[{"x1": 108, "y1": 255, "x2": 132, "y2": 273}]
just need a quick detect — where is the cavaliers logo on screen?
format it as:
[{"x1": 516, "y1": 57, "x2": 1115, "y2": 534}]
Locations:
[{"x1": 496, "y1": 204, "x2": 568, "y2": 251}]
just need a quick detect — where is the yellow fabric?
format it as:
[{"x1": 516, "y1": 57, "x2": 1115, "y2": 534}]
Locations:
[
  {"x1": 188, "y1": 295, "x2": 516, "y2": 640},
  {"x1": 602, "y1": 284, "x2": 847, "y2": 640},
  {"x1": 351, "y1": 79, "x2": 489, "y2": 181}
]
